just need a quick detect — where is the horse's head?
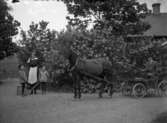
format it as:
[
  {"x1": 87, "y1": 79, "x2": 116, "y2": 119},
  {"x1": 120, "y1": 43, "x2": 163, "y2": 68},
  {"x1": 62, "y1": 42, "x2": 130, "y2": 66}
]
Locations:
[{"x1": 61, "y1": 47, "x2": 78, "y2": 71}]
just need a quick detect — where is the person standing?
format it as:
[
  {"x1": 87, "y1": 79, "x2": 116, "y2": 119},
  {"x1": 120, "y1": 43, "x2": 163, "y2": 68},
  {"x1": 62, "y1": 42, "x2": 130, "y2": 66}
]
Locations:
[
  {"x1": 27, "y1": 51, "x2": 39, "y2": 93},
  {"x1": 39, "y1": 65, "x2": 49, "y2": 93},
  {"x1": 18, "y1": 64, "x2": 27, "y2": 96}
]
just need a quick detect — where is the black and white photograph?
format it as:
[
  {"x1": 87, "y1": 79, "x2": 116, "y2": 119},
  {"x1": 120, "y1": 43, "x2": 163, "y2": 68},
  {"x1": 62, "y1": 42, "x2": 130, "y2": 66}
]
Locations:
[{"x1": 1, "y1": 0, "x2": 167, "y2": 123}]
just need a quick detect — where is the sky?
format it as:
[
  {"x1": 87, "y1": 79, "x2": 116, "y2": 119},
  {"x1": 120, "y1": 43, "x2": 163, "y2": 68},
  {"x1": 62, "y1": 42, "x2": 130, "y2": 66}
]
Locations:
[
  {"x1": 7, "y1": 0, "x2": 167, "y2": 32},
  {"x1": 8, "y1": 0, "x2": 68, "y2": 31}
]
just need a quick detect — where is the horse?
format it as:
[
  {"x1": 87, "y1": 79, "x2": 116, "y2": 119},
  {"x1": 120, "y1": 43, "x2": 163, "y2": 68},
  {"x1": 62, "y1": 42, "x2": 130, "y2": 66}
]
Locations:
[{"x1": 65, "y1": 48, "x2": 114, "y2": 99}]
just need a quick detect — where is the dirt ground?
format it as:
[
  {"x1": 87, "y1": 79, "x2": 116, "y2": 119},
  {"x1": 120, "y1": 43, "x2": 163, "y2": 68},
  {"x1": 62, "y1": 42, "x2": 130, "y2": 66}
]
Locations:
[{"x1": 0, "y1": 78, "x2": 167, "y2": 123}]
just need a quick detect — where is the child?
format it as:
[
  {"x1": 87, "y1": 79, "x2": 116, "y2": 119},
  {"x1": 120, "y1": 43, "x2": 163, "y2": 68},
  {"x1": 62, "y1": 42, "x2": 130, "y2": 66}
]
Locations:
[
  {"x1": 18, "y1": 64, "x2": 27, "y2": 96},
  {"x1": 39, "y1": 65, "x2": 49, "y2": 93}
]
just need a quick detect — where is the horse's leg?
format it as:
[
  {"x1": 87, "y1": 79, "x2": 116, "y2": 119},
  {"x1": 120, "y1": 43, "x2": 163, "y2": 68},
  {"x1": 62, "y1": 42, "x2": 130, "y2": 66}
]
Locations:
[
  {"x1": 74, "y1": 87, "x2": 77, "y2": 99},
  {"x1": 108, "y1": 84, "x2": 114, "y2": 97},
  {"x1": 98, "y1": 82, "x2": 105, "y2": 98},
  {"x1": 73, "y1": 75, "x2": 77, "y2": 99},
  {"x1": 78, "y1": 76, "x2": 81, "y2": 99},
  {"x1": 76, "y1": 74, "x2": 81, "y2": 99}
]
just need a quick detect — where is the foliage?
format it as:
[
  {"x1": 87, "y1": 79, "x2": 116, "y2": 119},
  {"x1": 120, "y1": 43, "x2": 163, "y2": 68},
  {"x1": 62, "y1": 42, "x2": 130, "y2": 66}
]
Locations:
[
  {"x1": 17, "y1": 0, "x2": 162, "y2": 92},
  {"x1": 0, "y1": 0, "x2": 20, "y2": 60},
  {"x1": 117, "y1": 37, "x2": 167, "y2": 82},
  {"x1": 61, "y1": 0, "x2": 151, "y2": 35},
  {"x1": 18, "y1": 21, "x2": 53, "y2": 66},
  {"x1": 56, "y1": 25, "x2": 128, "y2": 87},
  {"x1": 58, "y1": 25, "x2": 125, "y2": 62},
  {"x1": 57, "y1": 0, "x2": 152, "y2": 85},
  {"x1": 17, "y1": 21, "x2": 70, "y2": 76}
]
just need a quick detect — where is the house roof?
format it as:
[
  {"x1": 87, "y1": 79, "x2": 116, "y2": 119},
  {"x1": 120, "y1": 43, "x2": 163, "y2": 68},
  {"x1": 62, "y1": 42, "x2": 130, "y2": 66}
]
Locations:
[{"x1": 144, "y1": 13, "x2": 167, "y2": 36}]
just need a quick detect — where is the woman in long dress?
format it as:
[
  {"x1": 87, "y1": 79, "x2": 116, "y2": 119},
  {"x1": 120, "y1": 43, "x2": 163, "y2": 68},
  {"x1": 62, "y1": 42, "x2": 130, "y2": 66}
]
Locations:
[{"x1": 27, "y1": 51, "x2": 39, "y2": 85}]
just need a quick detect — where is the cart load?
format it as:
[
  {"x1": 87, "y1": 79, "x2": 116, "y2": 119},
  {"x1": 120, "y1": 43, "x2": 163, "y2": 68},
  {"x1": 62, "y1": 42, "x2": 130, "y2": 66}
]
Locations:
[{"x1": 120, "y1": 39, "x2": 167, "y2": 98}]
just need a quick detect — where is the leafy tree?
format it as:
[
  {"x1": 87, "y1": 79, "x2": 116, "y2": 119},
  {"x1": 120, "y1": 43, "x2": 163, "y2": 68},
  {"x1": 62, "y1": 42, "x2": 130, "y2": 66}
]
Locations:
[
  {"x1": 58, "y1": 0, "x2": 151, "y2": 71},
  {"x1": 61, "y1": 0, "x2": 151, "y2": 36},
  {"x1": 17, "y1": 20, "x2": 70, "y2": 74},
  {"x1": 58, "y1": 0, "x2": 152, "y2": 82},
  {"x1": 18, "y1": 21, "x2": 55, "y2": 65},
  {"x1": 56, "y1": 25, "x2": 125, "y2": 73},
  {"x1": 0, "y1": 0, "x2": 20, "y2": 59}
]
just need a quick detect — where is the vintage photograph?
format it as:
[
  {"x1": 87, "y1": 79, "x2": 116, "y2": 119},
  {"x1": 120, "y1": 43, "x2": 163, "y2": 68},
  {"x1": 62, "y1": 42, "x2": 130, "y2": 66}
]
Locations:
[{"x1": 0, "y1": 0, "x2": 167, "y2": 123}]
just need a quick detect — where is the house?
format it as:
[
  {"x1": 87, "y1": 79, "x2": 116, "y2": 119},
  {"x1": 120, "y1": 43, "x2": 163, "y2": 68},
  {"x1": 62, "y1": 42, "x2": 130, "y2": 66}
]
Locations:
[
  {"x1": 144, "y1": 3, "x2": 167, "y2": 39},
  {"x1": 127, "y1": 3, "x2": 167, "y2": 39}
]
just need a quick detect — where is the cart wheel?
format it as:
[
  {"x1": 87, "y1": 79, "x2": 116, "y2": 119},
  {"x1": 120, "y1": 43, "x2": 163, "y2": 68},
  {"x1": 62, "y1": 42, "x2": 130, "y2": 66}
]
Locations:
[
  {"x1": 158, "y1": 81, "x2": 167, "y2": 96},
  {"x1": 132, "y1": 83, "x2": 146, "y2": 98}
]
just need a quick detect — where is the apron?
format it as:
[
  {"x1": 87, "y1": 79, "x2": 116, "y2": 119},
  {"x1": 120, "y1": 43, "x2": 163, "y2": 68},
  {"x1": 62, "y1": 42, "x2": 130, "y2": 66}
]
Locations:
[
  {"x1": 28, "y1": 67, "x2": 38, "y2": 84},
  {"x1": 27, "y1": 57, "x2": 38, "y2": 84}
]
